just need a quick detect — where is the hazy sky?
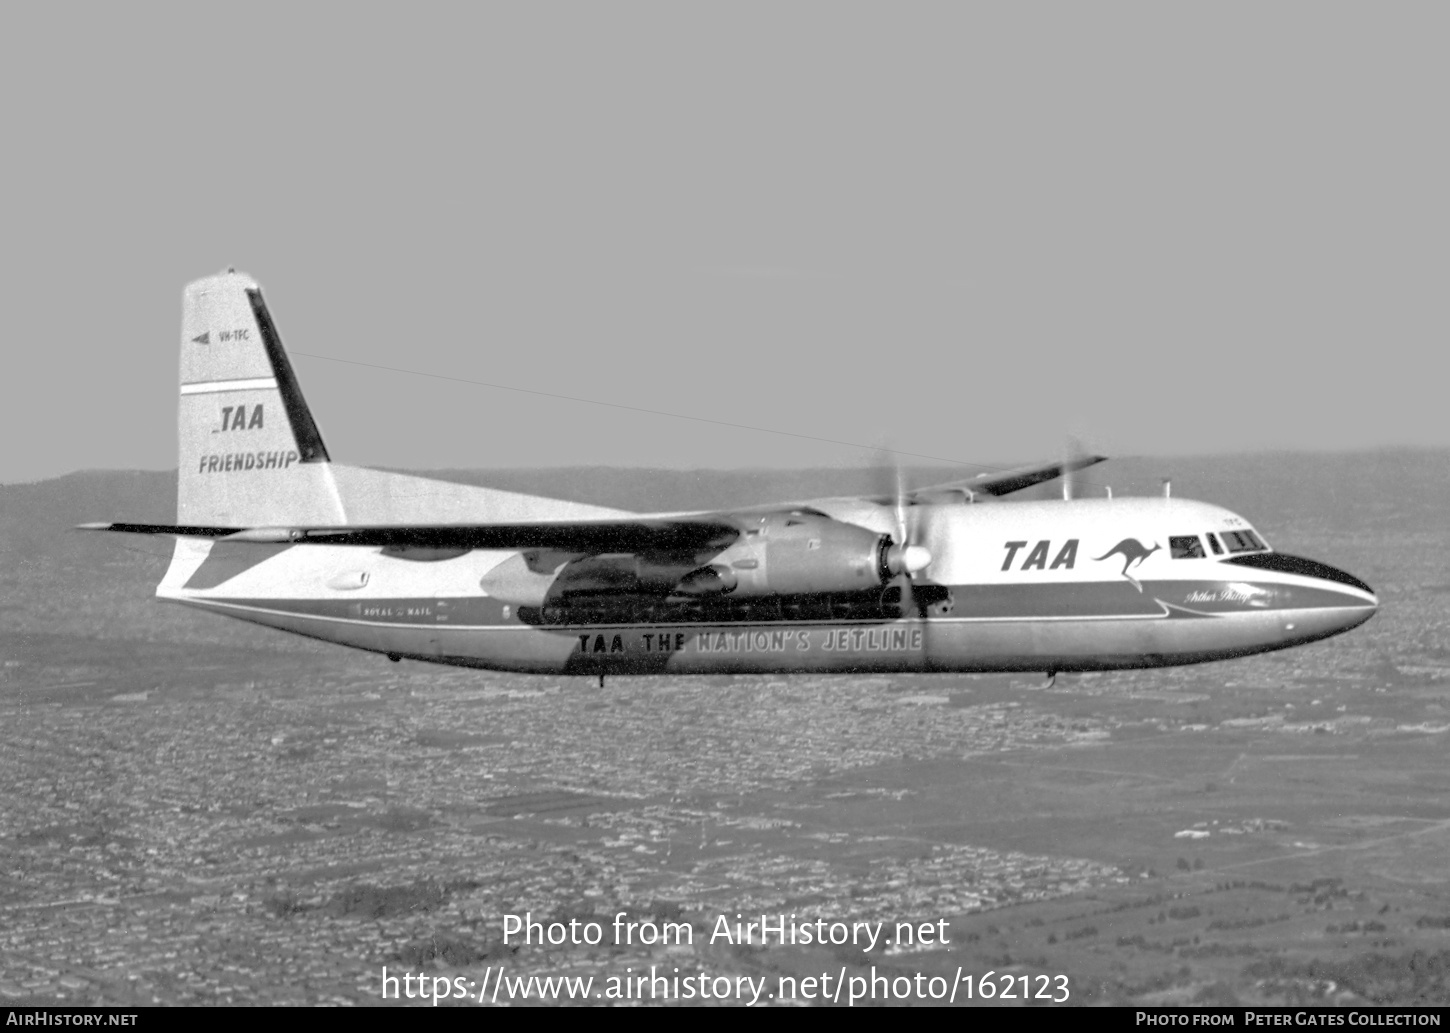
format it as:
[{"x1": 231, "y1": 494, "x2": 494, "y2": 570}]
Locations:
[{"x1": 4, "y1": 4, "x2": 1445, "y2": 484}]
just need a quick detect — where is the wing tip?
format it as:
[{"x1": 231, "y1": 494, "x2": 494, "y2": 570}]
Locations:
[{"x1": 75, "y1": 522, "x2": 245, "y2": 538}]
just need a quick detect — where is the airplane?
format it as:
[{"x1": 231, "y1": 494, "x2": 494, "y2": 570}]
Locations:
[{"x1": 83, "y1": 270, "x2": 1378, "y2": 681}]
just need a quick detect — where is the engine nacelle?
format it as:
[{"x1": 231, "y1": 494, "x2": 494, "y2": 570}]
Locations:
[
  {"x1": 479, "y1": 511, "x2": 922, "y2": 607},
  {"x1": 711, "y1": 510, "x2": 894, "y2": 597}
]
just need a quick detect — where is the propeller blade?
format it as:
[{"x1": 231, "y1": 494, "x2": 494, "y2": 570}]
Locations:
[{"x1": 1062, "y1": 433, "x2": 1091, "y2": 500}]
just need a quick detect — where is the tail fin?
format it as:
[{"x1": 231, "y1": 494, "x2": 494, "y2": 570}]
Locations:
[{"x1": 178, "y1": 271, "x2": 346, "y2": 525}]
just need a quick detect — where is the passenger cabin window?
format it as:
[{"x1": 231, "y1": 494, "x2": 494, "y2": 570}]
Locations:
[
  {"x1": 1205, "y1": 532, "x2": 1224, "y2": 555},
  {"x1": 1170, "y1": 535, "x2": 1206, "y2": 559},
  {"x1": 1219, "y1": 529, "x2": 1267, "y2": 553}
]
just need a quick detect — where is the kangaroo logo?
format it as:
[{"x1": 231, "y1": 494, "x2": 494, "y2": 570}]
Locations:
[{"x1": 1094, "y1": 538, "x2": 1161, "y2": 592}]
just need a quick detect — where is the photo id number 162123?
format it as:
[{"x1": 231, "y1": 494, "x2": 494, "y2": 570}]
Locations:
[{"x1": 963, "y1": 971, "x2": 1069, "y2": 1002}]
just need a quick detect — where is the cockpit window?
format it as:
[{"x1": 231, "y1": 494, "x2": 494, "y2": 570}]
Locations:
[
  {"x1": 1170, "y1": 535, "x2": 1206, "y2": 559},
  {"x1": 1219, "y1": 529, "x2": 1267, "y2": 553},
  {"x1": 1204, "y1": 532, "x2": 1224, "y2": 555}
]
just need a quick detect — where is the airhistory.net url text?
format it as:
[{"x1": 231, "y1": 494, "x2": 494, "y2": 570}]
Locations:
[{"x1": 380, "y1": 965, "x2": 1070, "y2": 1005}]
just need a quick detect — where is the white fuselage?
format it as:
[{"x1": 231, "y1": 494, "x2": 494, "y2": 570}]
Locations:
[{"x1": 157, "y1": 496, "x2": 1377, "y2": 675}]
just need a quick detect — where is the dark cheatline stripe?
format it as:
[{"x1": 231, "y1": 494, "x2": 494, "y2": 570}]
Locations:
[
  {"x1": 1222, "y1": 553, "x2": 1373, "y2": 595},
  {"x1": 246, "y1": 288, "x2": 330, "y2": 464},
  {"x1": 948, "y1": 581, "x2": 1166, "y2": 619},
  {"x1": 210, "y1": 596, "x2": 510, "y2": 626}
]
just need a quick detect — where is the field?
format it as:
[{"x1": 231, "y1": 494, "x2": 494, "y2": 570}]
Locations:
[{"x1": 1, "y1": 452, "x2": 1447, "y2": 1006}]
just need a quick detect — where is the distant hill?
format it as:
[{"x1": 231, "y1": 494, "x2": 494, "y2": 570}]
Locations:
[{"x1": 0, "y1": 470, "x2": 176, "y2": 563}]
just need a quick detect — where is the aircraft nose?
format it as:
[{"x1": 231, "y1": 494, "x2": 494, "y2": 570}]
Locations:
[
  {"x1": 1314, "y1": 565, "x2": 1377, "y2": 628},
  {"x1": 1292, "y1": 555, "x2": 1377, "y2": 610},
  {"x1": 1226, "y1": 551, "x2": 1374, "y2": 598},
  {"x1": 1341, "y1": 570, "x2": 1378, "y2": 612},
  {"x1": 1223, "y1": 551, "x2": 1377, "y2": 640},
  {"x1": 1284, "y1": 570, "x2": 1377, "y2": 643},
  {"x1": 1282, "y1": 561, "x2": 1377, "y2": 645}
]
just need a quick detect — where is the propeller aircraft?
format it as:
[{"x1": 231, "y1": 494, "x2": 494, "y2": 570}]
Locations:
[{"x1": 84, "y1": 271, "x2": 1378, "y2": 681}]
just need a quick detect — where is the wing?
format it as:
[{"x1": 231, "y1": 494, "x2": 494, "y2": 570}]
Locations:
[
  {"x1": 78, "y1": 456, "x2": 1105, "y2": 551},
  {"x1": 77, "y1": 518, "x2": 740, "y2": 553},
  {"x1": 904, "y1": 453, "x2": 1108, "y2": 502}
]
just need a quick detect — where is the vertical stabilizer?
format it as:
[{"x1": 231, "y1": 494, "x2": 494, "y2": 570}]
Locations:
[{"x1": 177, "y1": 271, "x2": 346, "y2": 526}]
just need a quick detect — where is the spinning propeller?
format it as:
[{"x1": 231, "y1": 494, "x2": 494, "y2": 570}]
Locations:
[{"x1": 877, "y1": 454, "x2": 933, "y2": 617}]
